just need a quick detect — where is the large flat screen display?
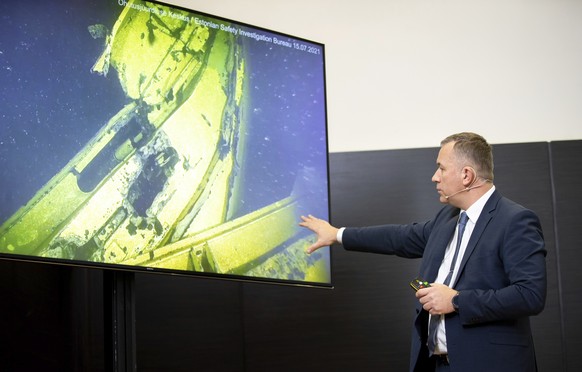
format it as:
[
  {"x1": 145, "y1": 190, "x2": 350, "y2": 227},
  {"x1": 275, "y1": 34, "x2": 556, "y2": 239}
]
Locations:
[{"x1": 0, "y1": 0, "x2": 331, "y2": 287}]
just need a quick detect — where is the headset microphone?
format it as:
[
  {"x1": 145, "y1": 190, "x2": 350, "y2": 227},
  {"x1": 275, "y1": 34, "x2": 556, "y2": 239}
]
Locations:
[
  {"x1": 443, "y1": 179, "x2": 491, "y2": 200},
  {"x1": 444, "y1": 188, "x2": 470, "y2": 199}
]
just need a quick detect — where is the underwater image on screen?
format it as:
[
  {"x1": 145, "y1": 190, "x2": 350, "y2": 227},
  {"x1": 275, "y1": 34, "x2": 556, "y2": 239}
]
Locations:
[{"x1": 0, "y1": 0, "x2": 331, "y2": 286}]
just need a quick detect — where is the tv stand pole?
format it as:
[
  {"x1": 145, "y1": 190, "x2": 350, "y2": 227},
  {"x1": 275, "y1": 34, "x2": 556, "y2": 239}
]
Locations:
[{"x1": 104, "y1": 270, "x2": 137, "y2": 372}]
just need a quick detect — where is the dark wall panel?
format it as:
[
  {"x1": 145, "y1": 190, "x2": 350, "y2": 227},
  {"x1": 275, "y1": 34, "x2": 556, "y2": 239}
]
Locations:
[
  {"x1": 0, "y1": 261, "x2": 104, "y2": 372},
  {"x1": 328, "y1": 148, "x2": 443, "y2": 227},
  {"x1": 550, "y1": 140, "x2": 582, "y2": 372},
  {"x1": 134, "y1": 274, "x2": 245, "y2": 372}
]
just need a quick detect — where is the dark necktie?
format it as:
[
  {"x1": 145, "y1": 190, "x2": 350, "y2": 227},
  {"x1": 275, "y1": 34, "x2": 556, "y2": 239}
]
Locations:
[{"x1": 427, "y1": 212, "x2": 468, "y2": 355}]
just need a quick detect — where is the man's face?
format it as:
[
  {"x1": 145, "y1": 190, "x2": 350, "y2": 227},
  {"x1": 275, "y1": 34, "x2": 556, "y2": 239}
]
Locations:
[{"x1": 432, "y1": 142, "x2": 464, "y2": 204}]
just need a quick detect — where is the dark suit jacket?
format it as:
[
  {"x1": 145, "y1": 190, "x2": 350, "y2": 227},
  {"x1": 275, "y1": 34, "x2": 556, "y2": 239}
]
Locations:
[{"x1": 342, "y1": 190, "x2": 546, "y2": 372}]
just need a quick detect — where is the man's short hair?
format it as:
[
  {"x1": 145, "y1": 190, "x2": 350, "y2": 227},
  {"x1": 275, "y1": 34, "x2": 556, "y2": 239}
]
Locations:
[{"x1": 441, "y1": 132, "x2": 494, "y2": 181}]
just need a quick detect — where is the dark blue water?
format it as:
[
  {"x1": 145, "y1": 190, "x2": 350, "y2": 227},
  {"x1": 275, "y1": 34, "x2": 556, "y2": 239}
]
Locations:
[
  {"x1": 0, "y1": 0, "x2": 126, "y2": 223},
  {"x1": 238, "y1": 30, "x2": 329, "y2": 218},
  {"x1": 0, "y1": 0, "x2": 330, "y2": 225}
]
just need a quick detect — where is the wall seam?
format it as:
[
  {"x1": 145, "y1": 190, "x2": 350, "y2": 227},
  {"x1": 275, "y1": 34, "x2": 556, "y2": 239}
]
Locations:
[{"x1": 548, "y1": 141, "x2": 567, "y2": 371}]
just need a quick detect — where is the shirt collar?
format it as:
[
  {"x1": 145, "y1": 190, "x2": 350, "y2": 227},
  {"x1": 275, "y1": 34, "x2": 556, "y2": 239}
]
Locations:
[{"x1": 461, "y1": 185, "x2": 495, "y2": 224}]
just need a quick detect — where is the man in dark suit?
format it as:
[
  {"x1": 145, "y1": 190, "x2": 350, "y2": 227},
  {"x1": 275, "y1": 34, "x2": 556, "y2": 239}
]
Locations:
[{"x1": 300, "y1": 132, "x2": 546, "y2": 371}]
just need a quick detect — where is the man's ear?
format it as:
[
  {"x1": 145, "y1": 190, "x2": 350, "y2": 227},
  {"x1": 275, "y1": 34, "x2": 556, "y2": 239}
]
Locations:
[{"x1": 462, "y1": 166, "x2": 476, "y2": 186}]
